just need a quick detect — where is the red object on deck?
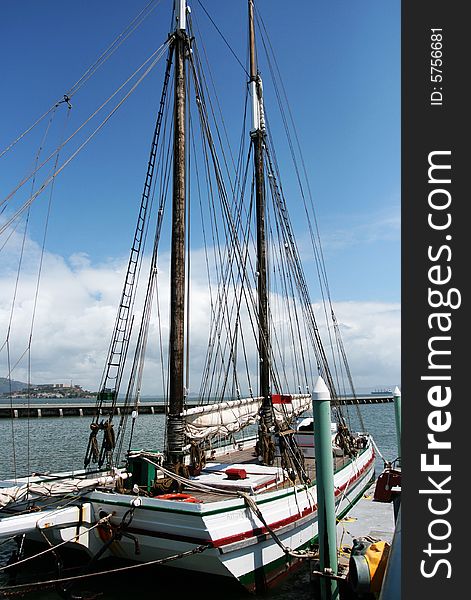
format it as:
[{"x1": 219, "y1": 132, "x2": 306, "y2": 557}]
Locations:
[
  {"x1": 271, "y1": 394, "x2": 292, "y2": 404},
  {"x1": 374, "y1": 468, "x2": 401, "y2": 502},
  {"x1": 225, "y1": 468, "x2": 247, "y2": 480}
]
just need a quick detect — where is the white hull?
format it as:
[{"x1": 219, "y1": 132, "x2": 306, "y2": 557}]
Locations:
[
  {"x1": 79, "y1": 443, "x2": 375, "y2": 590},
  {"x1": 0, "y1": 442, "x2": 374, "y2": 591}
]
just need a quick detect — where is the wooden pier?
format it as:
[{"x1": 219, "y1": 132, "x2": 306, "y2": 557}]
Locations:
[
  {"x1": 0, "y1": 394, "x2": 393, "y2": 419},
  {"x1": 337, "y1": 394, "x2": 393, "y2": 405},
  {"x1": 0, "y1": 402, "x2": 173, "y2": 419}
]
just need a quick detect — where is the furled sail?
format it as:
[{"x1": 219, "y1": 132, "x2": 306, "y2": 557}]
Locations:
[
  {"x1": 271, "y1": 394, "x2": 312, "y2": 427},
  {"x1": 183, "y1": 394, "x2": 311, "y2": 441},
  {"x1": 0, "y1": 471, "x2": 128, "y2": 510}
]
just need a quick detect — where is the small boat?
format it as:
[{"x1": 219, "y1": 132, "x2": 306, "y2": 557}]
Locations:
[
  {"x1": 293, "y1": 416, "x2": 363, "y2": 460},
  {"x1": 0, "y1": 0, "x2": 375, "y2": 593}
]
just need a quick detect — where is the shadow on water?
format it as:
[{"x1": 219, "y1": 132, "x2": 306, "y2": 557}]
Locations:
[
  {"x1": 1, "y1": 404, "x2": 396, "y2": 600},
  {"x1": 1, "y1": 565, "x2": 315, "y2": 600},
  {"x1": 0, "y1": 545, "x2": 316, "y2": 600}
]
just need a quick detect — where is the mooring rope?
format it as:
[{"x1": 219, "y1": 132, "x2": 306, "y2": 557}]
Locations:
[
  {"x1": 0, "y1": 543, "x2": 211, "y2": 596},
  {"x1": 139, "y1": 452, "x2": 318, "y2": 561},
  {"x1": 0, "y1": 513, "x2": 114, "y2": 573},
  {"x1": 139, "y1": 454, "x2": 238, "y2": 497},
  {"x1": 370, "y1": 435, "x2": 390, "y2": 466}
]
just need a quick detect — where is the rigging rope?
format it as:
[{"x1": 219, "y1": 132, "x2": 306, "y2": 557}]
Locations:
[
  {"x1": 0, "y1": 543, "x2": 211, "y2": 595},
  {"x1": 188, "y1": 47, "x2": 262, "y2": 403},
  {"x1": 86, "y1": 43, "x2": 175, "y2": 469},
  {"x1": 255, "y1": 6, "x2": 365, "y2": 431},
  {"x1": 194, "y1": 0, "x2": 249, "y2": 78},
  {"x1": 0, "y1": 0, "x2": 163, "y2": 160},
  {"x1": 0, "y1": 513, "x2": 113, "y2": 573},
  {"x1": 125, "y1": 456, "x2": 337, "y2": 571},
  {"x1": 0, "y1": 40, "x2": 172, "y2": 237},
  {"x1": 1, "y1": 105, "x2": 72, "y2": 483}
]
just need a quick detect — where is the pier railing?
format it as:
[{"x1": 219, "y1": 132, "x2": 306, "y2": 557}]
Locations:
[{"x1": 0, "y1": 394, "x2": 393, "y2": 419}]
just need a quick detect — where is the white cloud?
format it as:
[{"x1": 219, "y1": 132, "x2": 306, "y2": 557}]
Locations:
[
  {"x1": 320, "y1": 300, "x2": 401, "y2": 391},
  {"x1": 319, "y1": 205, "x2": 400, "y2": 253},
  {"x1": 1, "y1": 231, "x2": 400, "y2": 395}
]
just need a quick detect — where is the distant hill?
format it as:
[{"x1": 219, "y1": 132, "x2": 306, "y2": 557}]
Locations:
[{"x1": 0, "y1": 377, "x2": 28, "y2": 394}]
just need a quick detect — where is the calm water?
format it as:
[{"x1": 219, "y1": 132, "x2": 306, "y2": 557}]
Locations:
[{"x1": 0, "y1": 402, "x2": 398, "y2": 599}]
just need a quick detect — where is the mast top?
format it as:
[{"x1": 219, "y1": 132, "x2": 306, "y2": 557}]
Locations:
[
  {"x1": 175, "y1": 0, "x2": 188, "y2": 32},
  {"x1": 248, "y1": 0, "x2": 264, "y2": 134},
  {"x1": 248, "y1": 0, "x2": 257, "y2": 81}
]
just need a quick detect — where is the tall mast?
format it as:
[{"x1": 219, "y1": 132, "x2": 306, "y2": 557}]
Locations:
[
  {"x1": 248, "y1": 0, "x2": 274, "y2": 457},
  {"x1": 167, "y1": 0, "x2": 188, "y2": 466}
]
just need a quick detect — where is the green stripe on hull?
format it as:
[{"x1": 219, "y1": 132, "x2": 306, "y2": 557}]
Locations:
[
  {"x1": 237, "y1": 470, "x2": 375, "y2": 589},
  {"x1": 88, "y1": 446, "x2": 373, "y2": 517}
]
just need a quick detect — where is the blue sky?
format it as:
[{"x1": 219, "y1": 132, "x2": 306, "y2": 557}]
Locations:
[
  {"x1": 1, "y1": 0, "x2": 399, "y2": 301},
  {"x1": 1, "y1": 1, "x2": 400, "y2": 390}
]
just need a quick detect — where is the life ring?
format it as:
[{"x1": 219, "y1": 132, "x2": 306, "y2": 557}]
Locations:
[{"x1": 159, "y1": 493, "x2": 199, "y2": 503}]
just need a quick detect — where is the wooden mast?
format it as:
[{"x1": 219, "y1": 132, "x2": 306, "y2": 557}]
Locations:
[
  {"x1": 167, "y1": 0, "x2": 187, "y2": 466},
  {"x1": 248, "y1": 0, "x2": 275, "y2": 460}
]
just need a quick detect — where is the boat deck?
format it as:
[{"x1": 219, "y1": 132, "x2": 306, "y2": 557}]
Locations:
[{"x1": 178, "y1": 444, "x2": 350, "y2": 503}]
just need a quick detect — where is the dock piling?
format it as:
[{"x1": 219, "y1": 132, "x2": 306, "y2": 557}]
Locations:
[
  {"x1": 393, "y1": 386, "x2": 401, "y2": 465},
  {"x1": 312, "y1": 376, "x2": 339, "y2": 600}
]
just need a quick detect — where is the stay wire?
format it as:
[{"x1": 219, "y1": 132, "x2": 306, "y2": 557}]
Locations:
[
  {"x1": 0, "y1": 44, "x2": 170, "y2": 287},
  {"x1": 6, "y1": 343, "x2": 17, "y2": 482},
  {"x1": 1, "y1": 108, "x2": 60, "y2": 483},
  {"x1": 189, "y1": 12, "x2": 240, "y2": 182},
  {"x1": 99, "y1": 43, "x2": 175, "y2": 464},
  {"x1": 193, "y1": 101, "x2": 258, "y2": 400},
  {"x1": 0, "y1": 40, "x2": 172, "y2": 226},
  {"x1": 159, "y1": 103, "x2": 175, "y2": 411},
  {"x1": 256, "y1": 8, "x2": 360, "y2": 422},
  {"x1": 272, "y1": 199, "x2": 308, "y2": 389},
  {"x1": 67, "y1": 0, "x2": 163, "y2": 98},
  {"x1": 0, "y1": 109, "x2": 55, "y2": 359},
  {"x1": 254, "y1": 11, "x2": 336, "y2": 359},
  {"x1": 27, "y1": 106, "x2": 72, "y2": 483},
  {"x1": 199, "y1": 137, "x2": 269, "y2": 397},
  {"x1": 190, "y1": 105, "x2": 251, "y2": 401},
  {"x1": 186, "y1": 66, "x2": 192, "y2": 399},
  {"x1": 0, "y1": 0, "x2": 162, "y2": 160},
  {"x1": 263, "y1": 138, "x2": 344, "y2": 420},
  {"x1": 123, "y1": 67, "x2": 174, "y2": 458},
  {"x1": 269, "y1": 200, "x2": 303, "y2": 390},
  {"x1": 189, "y1": 58, "x2": 237, "y2": 400},
  {"x1": 188, "y1": 23, "x2": 237, "y2": 198},
  {"x1": 258, "y1": 44, "x2": 346, "y2": 414},
  {"x1": 195, "y1": 0, "x2": 249, "y2": 77}
]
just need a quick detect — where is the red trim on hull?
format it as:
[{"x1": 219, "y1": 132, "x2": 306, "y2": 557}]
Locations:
[
  {"x1": 212, "y1": 504, "x2": 318, "y2": 548},
  {"x1": 213, "y1": 452, "x2": 375, "y2": 548},
  {"x1": 102, "y1": 451, "x2": 375, "y2": 552}
]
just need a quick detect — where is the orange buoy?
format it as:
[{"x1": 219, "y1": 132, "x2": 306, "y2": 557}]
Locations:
[{"x1": 158, "y1": 493, "x2": 199, "y2": 503}]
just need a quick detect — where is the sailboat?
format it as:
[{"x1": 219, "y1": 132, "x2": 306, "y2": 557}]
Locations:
[{"x1": 0, "y1": 0, "x2": 375, "y2": 593}]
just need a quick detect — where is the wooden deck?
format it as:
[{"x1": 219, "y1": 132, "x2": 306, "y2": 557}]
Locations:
[
  {"x1": 178, "y1": 443, "x2": 349, "y2": 503},
  {"x1": 209, "y1": 444, "x2": 348, "y2": 475}
]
